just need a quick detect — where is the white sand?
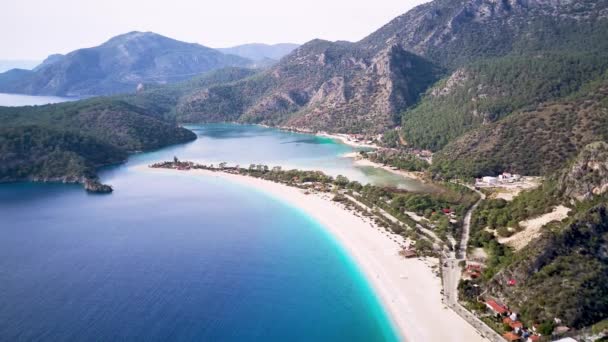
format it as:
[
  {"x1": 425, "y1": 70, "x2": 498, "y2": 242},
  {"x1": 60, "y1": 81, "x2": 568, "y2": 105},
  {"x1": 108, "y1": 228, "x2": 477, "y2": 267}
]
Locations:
[
  {"x1": 145, "y1": 167, "x2": 486, "y2": 341},
  {"x1": 499, "y1": 205, "x2": 571, "y2": 250},
  {"x1": 318, "y1": 132, "x2": 379, "y2": 149},
  {"x1": 353, "y1": 158, "x2": 425, "y2": 181}
]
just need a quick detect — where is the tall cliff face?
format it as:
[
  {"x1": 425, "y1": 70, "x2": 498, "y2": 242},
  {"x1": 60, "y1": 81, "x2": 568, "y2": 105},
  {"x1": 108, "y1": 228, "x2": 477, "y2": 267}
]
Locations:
[{"x1": 175, "y1": 40, "x2": 442, "y2": 133}]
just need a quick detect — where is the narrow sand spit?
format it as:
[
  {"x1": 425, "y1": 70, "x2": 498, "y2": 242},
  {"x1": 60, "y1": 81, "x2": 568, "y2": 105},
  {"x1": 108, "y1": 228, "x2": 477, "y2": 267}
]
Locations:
[
  {"x1": 499, "y1": 205, "x2": 571, "y2": 251},
  {"x1": 144, "y1": 167, "x2": 486, "y2": 341},
  {"x1": 351, "y1": 158, "x2": 425, "y2": 181}
]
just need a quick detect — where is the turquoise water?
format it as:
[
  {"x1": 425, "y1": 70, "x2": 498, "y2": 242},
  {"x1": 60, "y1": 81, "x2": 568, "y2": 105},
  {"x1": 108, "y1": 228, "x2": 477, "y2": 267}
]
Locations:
[
  {"x1": 131, "y1": 124, "x2": 432, "y2": 192},
  {"x1": 0, "y1": 124, "x2": 403, "y2": 341},
  {"x1": 0, "y1": 93, "x2": 76, "y2": 106}
]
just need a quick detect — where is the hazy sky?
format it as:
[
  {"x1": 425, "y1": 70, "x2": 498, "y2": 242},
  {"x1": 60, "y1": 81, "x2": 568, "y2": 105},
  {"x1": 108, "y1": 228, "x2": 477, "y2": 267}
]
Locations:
[{"x1": 0, "y1": 0, "x2": 429, "y2": 60}]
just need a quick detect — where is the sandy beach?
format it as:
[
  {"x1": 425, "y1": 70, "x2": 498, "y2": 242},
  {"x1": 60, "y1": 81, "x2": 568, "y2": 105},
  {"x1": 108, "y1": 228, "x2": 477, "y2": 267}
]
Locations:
[
  {"x1": 317, "y1": 132, "x2": 379, "y2": 149},
  {"x1": 342, "y1": 152, "x2": 426, "y2": 181},
  {"x1": 144, "y1": 166, "x2": 486, "y2": 341}
]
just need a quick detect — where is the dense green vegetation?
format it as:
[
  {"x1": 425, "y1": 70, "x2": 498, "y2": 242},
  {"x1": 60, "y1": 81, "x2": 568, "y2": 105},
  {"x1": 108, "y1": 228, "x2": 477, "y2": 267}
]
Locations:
[
  {"x1": 0, "y1": 67, "x2": 265, "y2": 188},
  {"x1": 0, "y1": 98, "x2": 196, "y2": 152},
  {"x1": 401, "y1": 53, "x2": 608, "y2": 151},
  {"x1": 471, "y1": 182, "x2": 560, "y2": 238},
  {"x1": 0, "y1": 125, "x2": 126, "y2": 183},
  {"x1": 487, "y1": 204, "x2": 608, "y2": 329},
  {"x1": 364, "y1": 150, "x2": 429, "y2": 172},
  {"x1": 432, "y1": 76, "x2": 608, "y2": 178}
]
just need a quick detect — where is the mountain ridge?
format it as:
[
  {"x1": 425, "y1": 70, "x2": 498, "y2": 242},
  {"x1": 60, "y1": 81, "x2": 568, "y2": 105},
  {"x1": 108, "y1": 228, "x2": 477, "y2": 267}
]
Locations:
[{"x1": 0, "y1": 31, "x2": 252, "y2": 96}]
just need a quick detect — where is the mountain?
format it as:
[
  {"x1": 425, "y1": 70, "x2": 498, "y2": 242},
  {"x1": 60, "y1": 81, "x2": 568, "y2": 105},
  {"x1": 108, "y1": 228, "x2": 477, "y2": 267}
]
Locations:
[
  {"x1": 466, "y1": 144, "x2": 608, "y2": 330},
  {"x1": 0, "y1": 60, "x2": 40, "y2": 73},
  {"x1": 218, "y1": 43, "x2": 300, "y2": 61},
  {"x1": 432, "y1": 75, "x2": 608, "y2": 178},
  {"x1": 360, "y1": 0, "x2": 608, "y2": 68},
  {"x1": 175, "y1": 40, "x2": 442, "y2": 133},
  {"x1": 0, "y1": 31, "x2": 251, "y2": 96},
  {"x1": 370, "y1": 0, "x2": 608, "y2": 178}
]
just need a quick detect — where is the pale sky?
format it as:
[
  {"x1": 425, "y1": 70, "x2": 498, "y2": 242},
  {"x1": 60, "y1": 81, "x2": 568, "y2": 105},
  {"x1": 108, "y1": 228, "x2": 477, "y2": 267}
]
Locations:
[{"x1": 0, "y1": 0, "x2": 429, "y2": 60}]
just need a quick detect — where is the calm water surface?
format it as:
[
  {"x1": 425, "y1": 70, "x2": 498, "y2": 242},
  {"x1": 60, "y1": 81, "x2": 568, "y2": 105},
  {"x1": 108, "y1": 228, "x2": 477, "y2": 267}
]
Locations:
[
  {"x1": 0, "y1": 93, "x2": 76, "y2": 106},
  {"x1": 0, "y1": 124, "x2": 413, "y2": 341}
]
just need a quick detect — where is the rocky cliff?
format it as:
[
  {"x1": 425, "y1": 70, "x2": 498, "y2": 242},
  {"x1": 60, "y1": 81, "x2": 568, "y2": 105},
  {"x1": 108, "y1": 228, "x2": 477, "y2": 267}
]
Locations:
[
  {"x1": 175, "y1": 40, "x2": 442, "y2": 133},
  {"x1": 559, "y1": 142, "x2": 608, "y2": 202}
]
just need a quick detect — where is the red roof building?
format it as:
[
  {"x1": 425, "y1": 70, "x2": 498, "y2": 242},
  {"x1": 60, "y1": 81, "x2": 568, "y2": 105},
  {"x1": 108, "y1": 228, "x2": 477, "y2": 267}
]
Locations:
[{"x1": 486, "y1": 299, "x2": 508, "y2": 314}]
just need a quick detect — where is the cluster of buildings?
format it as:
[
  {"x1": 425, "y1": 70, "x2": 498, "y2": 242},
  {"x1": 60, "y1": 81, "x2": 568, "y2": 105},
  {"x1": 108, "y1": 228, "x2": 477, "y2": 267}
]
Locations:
[
  {"x1": 484, "y1": 299, "x2": 574, "y2": 342},
  {"x1": 485, "y1": 300, "x2": 541, "y2": 341},
  {"x1": 476, "y1": 172, "x2": 523, "y2": 187}
]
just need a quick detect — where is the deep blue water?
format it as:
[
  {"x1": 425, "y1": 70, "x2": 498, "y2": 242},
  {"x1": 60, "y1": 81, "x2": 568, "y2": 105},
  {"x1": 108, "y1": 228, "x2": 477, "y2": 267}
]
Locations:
[{"x1": 0, "y1": 124, "x2": 406, "y2": 341}]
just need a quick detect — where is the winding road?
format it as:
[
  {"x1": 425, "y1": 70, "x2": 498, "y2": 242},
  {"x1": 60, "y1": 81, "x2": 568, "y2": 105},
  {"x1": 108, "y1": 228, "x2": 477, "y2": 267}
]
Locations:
[{"x1": 441, "y1": 185, "x2": 502, "y2": 341}]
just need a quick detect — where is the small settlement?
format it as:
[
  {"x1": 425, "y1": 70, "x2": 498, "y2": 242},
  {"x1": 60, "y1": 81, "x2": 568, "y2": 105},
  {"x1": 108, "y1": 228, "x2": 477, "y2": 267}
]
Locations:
[{"x1": 475, "y1": 172, "x2": 523, "y2": 187}]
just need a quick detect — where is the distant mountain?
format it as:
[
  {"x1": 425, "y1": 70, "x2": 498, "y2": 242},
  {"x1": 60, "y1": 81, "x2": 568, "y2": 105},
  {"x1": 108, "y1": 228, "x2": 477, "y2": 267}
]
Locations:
[
  {"x1": 0, "y1": 60, "x2": 40, "y2": 73},
  {"x1": 0, "y1": 31, "x2": 251, "y2": 96},
  {"x1": 217, "y1": 43, "x2": 299, "y2": 61}
]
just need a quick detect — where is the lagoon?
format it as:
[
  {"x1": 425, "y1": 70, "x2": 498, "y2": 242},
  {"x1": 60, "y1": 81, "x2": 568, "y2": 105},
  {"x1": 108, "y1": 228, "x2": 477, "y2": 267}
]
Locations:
[{"x1": 0, "y1": 124, "x2": 408, "y2": 340}]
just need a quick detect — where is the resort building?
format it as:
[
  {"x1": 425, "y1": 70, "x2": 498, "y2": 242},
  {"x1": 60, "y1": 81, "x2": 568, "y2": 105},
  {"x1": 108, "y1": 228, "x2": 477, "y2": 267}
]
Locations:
[{"x1": 485, "y1": 299, "x2": 508, "y2": 315}]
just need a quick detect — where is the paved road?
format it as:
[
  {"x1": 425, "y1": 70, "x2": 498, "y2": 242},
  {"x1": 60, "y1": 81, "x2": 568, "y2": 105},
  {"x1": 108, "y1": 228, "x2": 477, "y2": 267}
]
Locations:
[
  {"x1": 458, "y1": 186, "x2": 486, "y2": 259},
  {"x1": 440, "y1": 185, "x2": 503, "y2": 341},
  {"x1": 347, "y1": 190, "x2": 503, "y2": 341}
]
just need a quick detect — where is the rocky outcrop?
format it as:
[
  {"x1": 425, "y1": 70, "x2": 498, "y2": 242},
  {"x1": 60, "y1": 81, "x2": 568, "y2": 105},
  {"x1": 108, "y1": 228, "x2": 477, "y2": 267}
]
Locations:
[
  {"x1": 559, "y1": 142, "x2": 608, "y2": 202},
  {"x1": 84, "y1": 179, "x2": 113, "y2": 193}
]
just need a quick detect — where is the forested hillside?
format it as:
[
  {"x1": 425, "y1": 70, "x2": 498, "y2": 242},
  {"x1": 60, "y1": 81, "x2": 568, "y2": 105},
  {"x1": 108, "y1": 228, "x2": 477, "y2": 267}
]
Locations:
[
  {"x1": 432, "y1": 77, "x2": 608, "y2": 178},
  {"x1": 0, "y1": 126, "x2": 127, "y2": 184},
  {"x1": 401, "y1": 53, "x2": 608, "y2": 151}
]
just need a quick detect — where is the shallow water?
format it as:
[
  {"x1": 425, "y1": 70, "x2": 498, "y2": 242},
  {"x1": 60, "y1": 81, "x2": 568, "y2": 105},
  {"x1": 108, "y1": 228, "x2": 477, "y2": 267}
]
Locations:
[{"x1": 0, "y1": 124, "x2": 407, "y2": 341}]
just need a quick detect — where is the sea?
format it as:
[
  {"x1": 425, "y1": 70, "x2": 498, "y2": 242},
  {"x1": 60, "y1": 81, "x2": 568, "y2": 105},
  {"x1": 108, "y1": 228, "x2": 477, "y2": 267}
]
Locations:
[
  {"x1": 0, "y1": 92, "x2": 76, "y2": 106},
  {"x1": 0, "y1": 115, "x2": 431, "y2": 340}
]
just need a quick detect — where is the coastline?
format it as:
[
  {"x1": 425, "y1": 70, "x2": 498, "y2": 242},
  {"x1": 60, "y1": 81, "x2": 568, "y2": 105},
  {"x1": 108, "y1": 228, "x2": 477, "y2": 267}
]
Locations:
[
  {"x1": 144, "y1": 166, "x2": 486, "y2": 341},
  {"x1": 316, "y1": 132, "x2": 379, "y2": 149},
  {"x1": 342, "y1": 152, "x2": 426, "y2": 182}
]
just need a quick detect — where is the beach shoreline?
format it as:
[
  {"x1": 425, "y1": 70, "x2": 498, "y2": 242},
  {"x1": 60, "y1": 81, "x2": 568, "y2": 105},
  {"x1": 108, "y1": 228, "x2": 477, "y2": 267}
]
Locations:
[
  {"x1": 142, "y1": 166, "x2": 486, "y2": 341},
  {"x1": 341, "y1": 152, "x2": 426, "y2": 182}
]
